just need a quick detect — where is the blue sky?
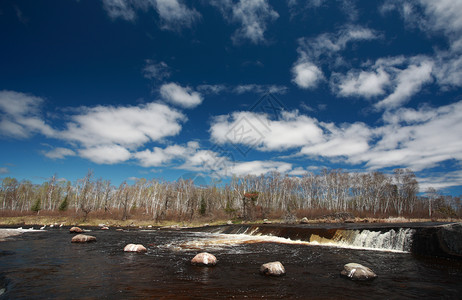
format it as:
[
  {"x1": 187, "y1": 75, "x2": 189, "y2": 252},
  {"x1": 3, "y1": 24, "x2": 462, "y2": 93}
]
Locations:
[{"x1": 1, "y1": 0, "x2": 462, "y2": 194}]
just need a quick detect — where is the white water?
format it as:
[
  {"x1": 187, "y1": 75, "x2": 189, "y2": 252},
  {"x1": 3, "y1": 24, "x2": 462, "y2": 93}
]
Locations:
[{"x1": 166, "y1": 227, "x2": 415, "y2": 253}]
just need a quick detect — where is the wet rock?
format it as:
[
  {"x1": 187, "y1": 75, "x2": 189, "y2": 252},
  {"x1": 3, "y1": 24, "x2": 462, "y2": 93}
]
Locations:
[
  {"x1": 437, "y1": 223, "x2": 462, "y2": 257},
  {"x1": 191, "y1": 252, "x2": 217, "y2": 266},
  {"x1": 412, "y1": 223, "x2": 462, "y2": 258},
  {"x1": 300, "y1": 217, "x2": 309, "y2": 224},
  {"x1": 69, "y1": 227, "x2": 83, "y2": 233},
  {"x1": 101, "y1": 226, "x2": 109, "y2": 230},
  {"x1": 124, "y1": 244, "x2": 147, "y2": 253},
  {"x1": 340, "y1": 263, "x2": 377, "y2": 281},
  {"x1": 260, "y1": 261, "x2": 285, "y2": 276},
  {"x1": 71, "y1": 234, "x2": 96, "y2": 243}
]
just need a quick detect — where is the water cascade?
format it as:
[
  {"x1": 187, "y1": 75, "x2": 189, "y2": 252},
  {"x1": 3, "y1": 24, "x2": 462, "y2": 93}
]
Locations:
[{"x1": 197, "y1": 225, "x2": 415, "y2": 252}]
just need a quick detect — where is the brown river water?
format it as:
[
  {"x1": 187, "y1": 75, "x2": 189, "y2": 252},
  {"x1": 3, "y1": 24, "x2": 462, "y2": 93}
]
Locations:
[{"x1": 0, "y1": 225, "x2": 461, "y2": 299}]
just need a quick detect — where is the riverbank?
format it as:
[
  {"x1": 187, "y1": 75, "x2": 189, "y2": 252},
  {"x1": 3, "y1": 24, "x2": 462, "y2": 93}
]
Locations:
[{"x1": 0, "y1": 214, "x2": 460, "y2": 229}]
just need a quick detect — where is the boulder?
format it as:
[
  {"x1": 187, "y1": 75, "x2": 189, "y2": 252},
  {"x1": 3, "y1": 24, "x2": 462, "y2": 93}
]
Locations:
[
  {"x1": 300, "y1": 217, "x2": 309, "y2": 224},
  {"x1": 340, "y1": 263, "x2": 377, "y2": 281},
  {"x1": 71, "y1": 234, "x2": 96, "y2": 243},
  {"x1": 191, "y1": 252, "x2": 217, "y2": 266},
  {"x1": 69, "y1": 227, "x2": 83, "y2": 233},
  {"x1": 101, "y1": 226, "x2": 109, "y2": 230},
  {"x1": 260, "y1": 261, "x2": 285, "y2": 276},
  {"x1": 124, "y1": 244, "x2": 147, "y2": 253}
]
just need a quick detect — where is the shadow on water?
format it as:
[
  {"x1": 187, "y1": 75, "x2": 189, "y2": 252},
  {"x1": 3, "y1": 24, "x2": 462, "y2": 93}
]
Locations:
[{"x1": 0, "y1": 227, "x2": 461, "y2": 299}]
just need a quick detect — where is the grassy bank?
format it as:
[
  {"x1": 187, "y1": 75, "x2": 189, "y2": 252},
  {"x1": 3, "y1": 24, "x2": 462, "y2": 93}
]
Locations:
[{"x1": 0, "y1": 213, "x2": 459, "y2": 229}]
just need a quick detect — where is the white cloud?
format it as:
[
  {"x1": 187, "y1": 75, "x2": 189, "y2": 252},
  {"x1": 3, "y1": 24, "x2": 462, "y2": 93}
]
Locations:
[
  {"x1": 211, "y1": 0, "x2": 279, "y2": 44},
  {"x1": 300, "y1": 122, "x2": 372, "y2": 158},
  {"x1": 62, "y1": 102, "x2": 185, "y2": 148},
  {"x1": 210, "y1": 110, "x2": 324, "y2": 151},
  {"x1": 334, "y1": 68, "x2": 390, "y2": 98},
  {"x1": 297, "y1": 25, "x2": 380, "y2": 61},
  {"x1": 350, "y1": 100, "x2": 462, "y2": 171},
  {"x1": 196, "y1": 84, "x2": 227, "y2": 95},
  {"x1": 102, "y1": 0, "x2": 200, "y2": 31},
  {"x1": 418, "y1": 170, "x2": 462, "y2": 191},
  {"x1": 0, "y1": 167, "x2": 9, "y2": 174},
  {"x1": 43, "y1": 147, "x2": 76, "y2": 160},
  {"x1": 154, "y1": 0, "x2": 201, "y2": 30},
  {"x1": 134, "y1": 141, "x2": 199, "y2": 167},
  {"x1": 229, "y1": 160, "x2": 292, "y2": 177},
  {"x1": 143, "y1": 60, "x2": 170, "y2": 80},
  {"x1": 233, "y1": 84, "x2": 288, "y2": 94},
  {"x1": 79, "y1": 145, "x2": 131, "y2": 164},
  {"x1": 0, "y1": 90, "x2": 55, "y2": 138},
  {"x1": 333, "y1": 56, "x2": 434, "y2": 110},
  {"x1": 381, "y1": 0, "x2": 462, "y2": 89},
  {"x1": 292, "y1": 62, "x2": 324, "y2": 89},
  {"x1": 102, "y1": 0, "x2": 136, "y2": 21},
  {"x1": 375, "y1": 59, "x2": 433, "y2": 110},
  {"x1": 293, "y1": 26, "x2": 379, "y2": 89},
  {"x1": 160, "y1": 83, "x2": 203, "y2": 108}
]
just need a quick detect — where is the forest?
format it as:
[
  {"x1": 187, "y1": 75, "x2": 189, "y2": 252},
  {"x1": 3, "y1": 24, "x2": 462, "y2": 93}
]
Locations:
[{"x1": 1, "y1": 168, "x2": 460, "y2": 223}]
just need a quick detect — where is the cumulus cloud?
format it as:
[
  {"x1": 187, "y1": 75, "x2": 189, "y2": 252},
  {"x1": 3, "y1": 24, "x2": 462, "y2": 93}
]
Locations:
[
  {"x1": 210, "y1": 110, "x2": 324, "y2": 151},
  {"x1": 332, "y1": 56, "x2": 434, "y2": 110},
  {"x1": 292, "y1": 26, "x2": 379, "y2": 89},
  {"x1": 300, "y1": 122, "x2": 372, "y2": 158},
  {"x1": 381, "y1": 0, "x2": 462, "y2": 89},
  {"x1": 291, "y1": 62, "x2": 324, "y2": 89},
  {"x1": 79, "y1": 145, "x2": 132, "y2": 164},
  {"x1": 375, "y1": 59, "x2": 433, "y2": 110},
  {"x1": 229, "y1": 160, "x2": 292, "y2": 177},
  {"x1": 43, "y1": 147, "x2": 76, "y2": 160},
  {"x1": 210, "y1": 0, "x2": 279, "y2": 44},
  {"x1": 102, "y1": 0, "x2": 200, "y2": 31},
  {"x1": 61, "y1": 102, "x2": 185, "y2": 148},
  {"x1": 0, "y1": 90, "x2": 55, "y2": 138},
  {"x1": 134, "y1": 141, "x2": 199, "y2": 167},
  {"x1": 160, "y1": 83, "x2": 203, "y2": 108}
]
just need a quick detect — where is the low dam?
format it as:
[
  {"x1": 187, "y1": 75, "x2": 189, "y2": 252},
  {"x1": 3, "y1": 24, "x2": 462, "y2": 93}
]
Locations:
[{"x1": 190, "y1": 222, "x2": 462, "y2": 258}]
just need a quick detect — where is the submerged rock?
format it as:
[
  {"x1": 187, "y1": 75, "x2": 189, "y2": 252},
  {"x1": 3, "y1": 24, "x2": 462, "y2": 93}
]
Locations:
[
  {"x1": 260, "y1": 261, "x2": 285, "y2": 276},
  {"x1": 191, "y1": 252, "x2": 217, "y2": 266},
  {"x1": 340, "y1": 263, "x2": 377, "y2": 281},
  {"x1": 69, "y1": 227, "x2": 83, "y2": 233},
  {"x1": 124, "y1": 244, "x2": 147, "y2": 253},
  {"x1": 71, "y1": 234, "x2": 96, "y2": 243}
]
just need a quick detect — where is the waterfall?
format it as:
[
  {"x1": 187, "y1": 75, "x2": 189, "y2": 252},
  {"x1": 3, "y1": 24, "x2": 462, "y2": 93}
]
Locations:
[
  {"x1": 309, "y1": 228, "x2": 415, "y2": 252},
  {"x1": 196, "y1": 225, "x2": 416, "y2": 252}
]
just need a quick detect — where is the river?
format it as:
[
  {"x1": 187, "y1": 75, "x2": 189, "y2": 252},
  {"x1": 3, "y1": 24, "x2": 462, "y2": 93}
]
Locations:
[{"x1": 0, "y1": 225, "x2": 461, "y2": 299}]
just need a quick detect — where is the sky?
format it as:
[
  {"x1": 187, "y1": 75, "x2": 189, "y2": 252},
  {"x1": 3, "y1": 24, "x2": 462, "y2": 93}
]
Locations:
[{"x1": 1, "y1": 0, "x2": 462, "y2": 194}]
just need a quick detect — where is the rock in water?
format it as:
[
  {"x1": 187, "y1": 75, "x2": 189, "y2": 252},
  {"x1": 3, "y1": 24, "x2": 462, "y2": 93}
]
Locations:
[
  {"x1": 71, "y1": 234, "x2": 96, "y2": 243},
  {"x1": 260, "y1": 261, "x2": 285, "y2": 276},
  {"x1": 191, "y1": 252, "x2": 217, "y2": 266},
  {"x1": 124, "y1": 244, "x2": 147, "y2": 253},
  {"x1": 300, "y1": 217, "x2": 309, "y2": 224},
  {"x1": 69, "y1": 227, "x2": 83, "y2": 233},
  {"x1": 340, "y1": 263, "x2": 377, "y2": 280}
]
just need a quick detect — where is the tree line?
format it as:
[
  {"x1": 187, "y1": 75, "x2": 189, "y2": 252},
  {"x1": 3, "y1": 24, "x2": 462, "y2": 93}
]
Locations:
[{"x1": 1, "y1": 169, "x2": 460, "y2": 221}]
